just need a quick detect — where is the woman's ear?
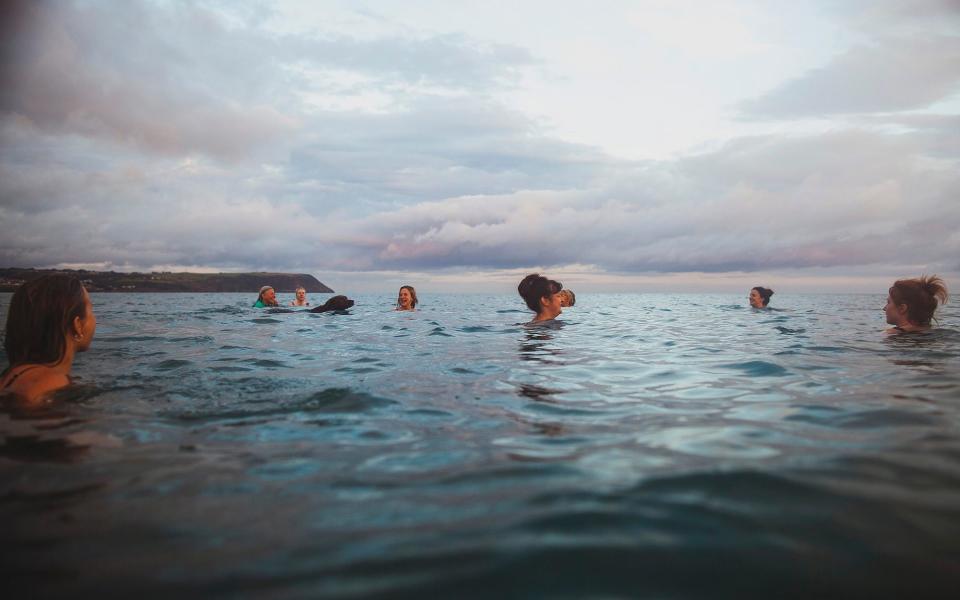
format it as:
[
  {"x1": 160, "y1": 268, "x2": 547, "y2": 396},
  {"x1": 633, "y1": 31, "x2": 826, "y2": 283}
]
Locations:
[{"x1": 72, "y1": 315, "x2": 84, "y2": 337}]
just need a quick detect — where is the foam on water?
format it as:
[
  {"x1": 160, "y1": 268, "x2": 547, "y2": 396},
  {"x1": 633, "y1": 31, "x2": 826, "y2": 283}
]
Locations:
[{"x1": 1, "y1": 292, "x2": 959, "y2": 597}]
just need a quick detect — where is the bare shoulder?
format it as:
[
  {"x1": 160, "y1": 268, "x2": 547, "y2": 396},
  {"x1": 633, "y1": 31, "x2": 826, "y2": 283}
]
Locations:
[{"x1": 2, "y1": 366, "x2": 70, "y2": 402}]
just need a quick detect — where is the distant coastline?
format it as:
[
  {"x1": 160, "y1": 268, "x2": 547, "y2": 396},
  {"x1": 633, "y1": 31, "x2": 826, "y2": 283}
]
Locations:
[{"x1": 0, "y1": 268, "x2": 334, "y2": 293}]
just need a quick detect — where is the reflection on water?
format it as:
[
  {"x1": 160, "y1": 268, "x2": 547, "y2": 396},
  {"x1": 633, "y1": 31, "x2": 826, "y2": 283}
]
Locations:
[
  {"x1": 1, "y1": 292, "x2": 958, "y2": 597},
  {"x1": 518, "y1": 321, "x2": 564, "y2": 363}
]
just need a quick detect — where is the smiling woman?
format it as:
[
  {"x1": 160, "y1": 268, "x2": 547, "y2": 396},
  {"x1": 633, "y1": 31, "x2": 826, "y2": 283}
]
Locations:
[{"x1": 396, "y1": 285, "x2": 418, "y2": 311}]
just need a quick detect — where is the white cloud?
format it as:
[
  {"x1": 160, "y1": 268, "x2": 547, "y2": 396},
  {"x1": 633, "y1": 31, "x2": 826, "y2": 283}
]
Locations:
[{"x1": 740, "y1": 36, "x2": 960, "y2": 118}]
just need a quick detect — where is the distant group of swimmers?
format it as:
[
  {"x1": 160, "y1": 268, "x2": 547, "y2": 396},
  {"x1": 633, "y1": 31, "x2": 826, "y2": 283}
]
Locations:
[
  {"x1": 0, "y1": 273, "x2": 950, "y2": 402},
  {"x1": 252, "y1": 280, "x2": 577, "y2": 319}
]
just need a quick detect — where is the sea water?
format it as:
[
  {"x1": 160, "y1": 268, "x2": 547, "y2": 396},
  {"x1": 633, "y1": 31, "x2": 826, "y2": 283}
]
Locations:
[{"x1": 2, "y1": 292, "x2": 958, "y2": 597}]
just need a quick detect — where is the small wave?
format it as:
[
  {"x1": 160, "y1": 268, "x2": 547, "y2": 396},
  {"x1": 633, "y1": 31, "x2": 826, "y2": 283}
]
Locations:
[
  {"x1": 719, "y1": 360, "x2": 788, "y2": 377},
  {"x1": 164, "y1": 388, "x2": 396, "y2": 422},
  {"x1": 195, "y1": 305, "x2": 244, "y2": 315},
  {"x1": 334, "y1": 366, "x2": 381, "y2": 374},
  {"x1": 242, "y1": 359, "x2": 288, "y2": 368},
  {"x1": 250, "y1": 317, "x2": 283, "y2": 324},
  {"x1": 168, "y1": 335, "x2": 214, "y2": 343},
  {"x1": 304, "y1": 388, "x2": 397, "y2": 413},
  {"x1": 101, "y1": 335, "x2": 162, "y2": 342},
  {"x1": 776, "y1": 326, "x2": 806, "y2": 334},
  {"x1": 154, "y1": 359, "x2": 193, "y2": 371}
]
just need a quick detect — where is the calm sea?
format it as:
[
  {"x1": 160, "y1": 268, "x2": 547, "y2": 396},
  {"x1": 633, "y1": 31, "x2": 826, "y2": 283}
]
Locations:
[{"x1": 2, "y1": 292, "x2": 959, "y2": 598}]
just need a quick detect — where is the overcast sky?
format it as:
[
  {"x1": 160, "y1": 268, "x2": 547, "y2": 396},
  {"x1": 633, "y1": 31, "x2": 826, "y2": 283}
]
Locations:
[{"x1": 1, "y1": 0, "x2": 958, "y2": 292}]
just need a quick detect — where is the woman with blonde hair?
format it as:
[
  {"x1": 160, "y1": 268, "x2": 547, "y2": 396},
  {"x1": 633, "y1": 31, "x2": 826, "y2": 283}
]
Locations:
[
  {"x1": 884, "y1": 275, "x2": 948, "y2": 333},
  {"x1": 290, "y1": 287, "x2": 310, "y2": 306}
]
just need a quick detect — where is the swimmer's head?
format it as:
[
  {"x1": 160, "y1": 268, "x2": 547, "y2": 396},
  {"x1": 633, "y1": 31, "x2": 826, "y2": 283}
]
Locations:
[
  {"x1": 559, "y1": 289, "x2": 576, "y2": 307},
  {"x1": 397, "y1": 285, "x2": 417, "y2": 310},
  {"x1": 295, "y1": 287, "x2": 306, "y2": 302},
  {"x1": 4, "y1": 274, "x2": 96, "y2": 367},
  {"x1": 518, "y1": 274, "x2": 562, "y2": 313},
  {"x1": 750, "y1": 287, "x2": 773, "y2": 308},
  {"x1": 258, "y1": 286, "x2": 277, "y2": 305},
  {"x1": 887, "y1": 275, "x2": 948, "y2": 327}
]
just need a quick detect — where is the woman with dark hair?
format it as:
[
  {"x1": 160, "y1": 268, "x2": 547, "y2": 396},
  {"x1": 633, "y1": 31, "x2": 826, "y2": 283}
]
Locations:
[
  {"x1": 885, "y1": 275, "x2": 949, "y2": 333},
  {"x1": 0, "y1": 274, "x2": 97, "y2": 401},
  {"x1": 749, "y1": 286, "x2": 774, "y2": 308},
  {"x1": 518, "y1": 274, "x2": 563, "y2": 323},
  {"x1": 396, "y1": 285, "x2": 418, "y2": 311}
]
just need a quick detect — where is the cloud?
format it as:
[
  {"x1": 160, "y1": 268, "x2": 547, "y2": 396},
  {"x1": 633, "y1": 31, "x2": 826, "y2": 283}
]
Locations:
[
  {"x1": 739, "y1": 35, "x2": 960, "y2": 118},
  {"x1": 0, "y1": 0, "x2": 535, "y2": 161},
  {"x1": 3, "y1": 121, "x2": 956, "y2": 279},
  {"x1": 1, "y1": 1, "x2": 958, "y2": 289}
]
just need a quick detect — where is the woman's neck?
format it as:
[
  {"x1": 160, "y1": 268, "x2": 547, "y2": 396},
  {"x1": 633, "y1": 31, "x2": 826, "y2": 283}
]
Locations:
[
  {"x1": 895, "y1": 320, "x2": 929, "y2": 332},
  {"x1": 52, "y1": 344, "x2": 77, "y2": 374},
  {"x1": 534, "y1": 307, "x2": 560, "y2": 322}
]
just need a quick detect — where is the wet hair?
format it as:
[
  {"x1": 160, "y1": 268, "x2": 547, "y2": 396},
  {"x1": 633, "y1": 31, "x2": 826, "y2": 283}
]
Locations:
[
  {"x1": 295, "y1": 286, "x2": 306, "y2": 294},
  {"x1": 561, "y1": 289, "x2": 576, "y2": 306},
  {"x1": 752, "y1": 286, "x2": 774, "y2": 307},
  {"x1": 397, "y1": 285, "x2": 418, "y2": 308},
  {"x1": 518, "y1": 274, "x2": 562, "y2": 313},
  {"x1": 3, "y1": 274, "x2": 88, "y2": 369},
  {"x1": 889, "y1": 275, "x2": 948, "y2": 326}
]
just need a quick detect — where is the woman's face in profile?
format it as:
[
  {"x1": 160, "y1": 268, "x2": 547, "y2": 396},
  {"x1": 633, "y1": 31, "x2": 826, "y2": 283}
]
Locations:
[
  {"x1": 884, "y1": 294, "x2": 903, "y2": 325},
  {"x1": 543, "y1": 291, "x2": 562, "y2": 314},
  {"x1": 78, "y1": 288, "x2": 97, "y2": 351},
  {"x1": 398, "y1": 288, "x2": 413, "y2": 309},
  {"x1": 749, "y1": 289, "x2": 764, "y2": 308}
]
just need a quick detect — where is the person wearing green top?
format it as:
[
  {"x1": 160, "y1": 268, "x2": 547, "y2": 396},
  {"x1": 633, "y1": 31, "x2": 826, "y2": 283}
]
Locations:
[{"x1": 253, "y1": 286, "x2": 279, "y2": 308}]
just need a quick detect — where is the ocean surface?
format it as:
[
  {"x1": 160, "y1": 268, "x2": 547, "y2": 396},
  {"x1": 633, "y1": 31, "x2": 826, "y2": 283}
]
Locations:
[{"x1": 2, "y1": 292, "x2": 959, "y2": 598}]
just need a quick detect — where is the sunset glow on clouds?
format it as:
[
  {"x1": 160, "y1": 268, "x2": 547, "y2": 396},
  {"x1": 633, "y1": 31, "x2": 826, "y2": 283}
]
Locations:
[{"x1": 1, "y1": 0, "x2": 958, "y2": 292}]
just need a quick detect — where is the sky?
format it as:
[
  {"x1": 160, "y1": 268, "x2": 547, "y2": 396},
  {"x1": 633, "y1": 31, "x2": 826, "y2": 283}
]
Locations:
[{"x1": 1, "y1": 0, "x2": 958, "y2": 293}]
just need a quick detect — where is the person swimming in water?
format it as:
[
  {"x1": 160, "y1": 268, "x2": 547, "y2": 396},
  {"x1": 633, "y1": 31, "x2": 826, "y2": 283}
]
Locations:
[
  {"x1": 253, "y1": 286, "x2": 279, "y2": 308},
  {"x1": 559, "y1": 289, "x2": 576, "y2": 308},
  {"x1": 518, "y1": 274, "x2": 563, "y2": 323},
  {"x1": 749, "y1": 286, "x2": 774, "y2": 308},
  {"x1": 884, "y1": 275, "x2": 948, "y2": 333},
  {"x1": 396, "y1": 285, "x2": 418, "y2": 311},
  {"x1": 0, "y1": 274, "x2": 97, "y2": 402},
  {"x1": 290, "y1": 286, "x2": 310, "y2": 307}
]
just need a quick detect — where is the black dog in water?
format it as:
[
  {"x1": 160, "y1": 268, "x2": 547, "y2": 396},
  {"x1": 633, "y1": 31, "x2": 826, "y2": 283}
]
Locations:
[{"x1": 310, "y1": 295, "x2": 355, "y2": 313}]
